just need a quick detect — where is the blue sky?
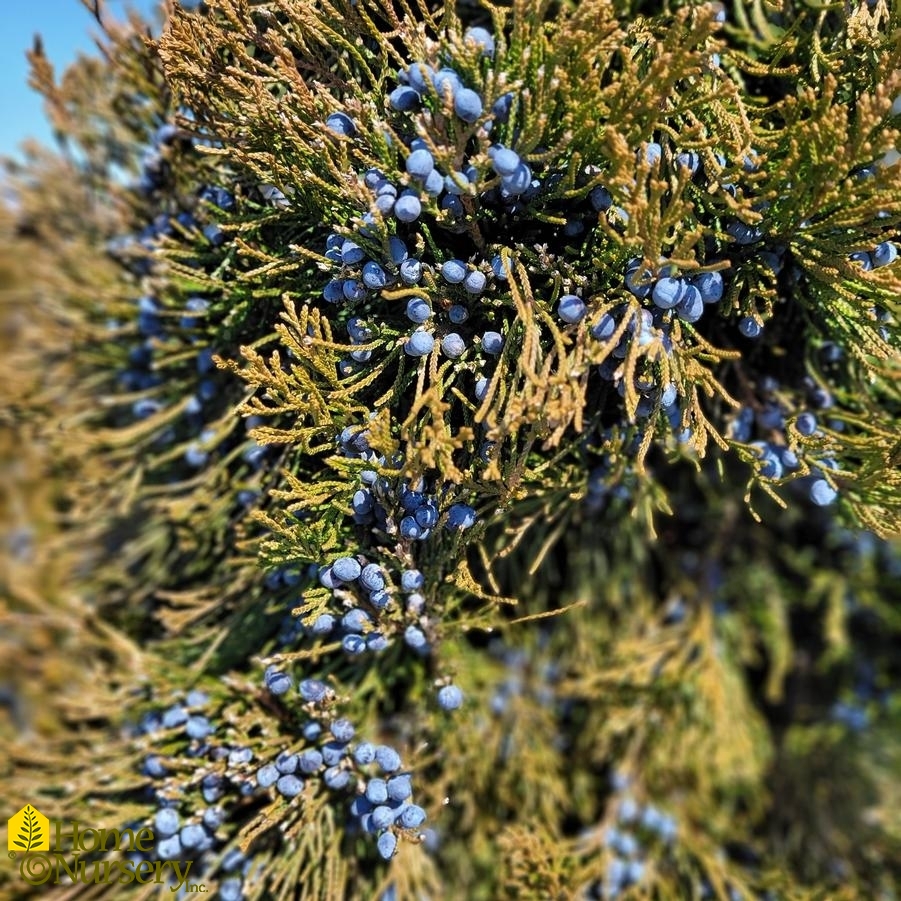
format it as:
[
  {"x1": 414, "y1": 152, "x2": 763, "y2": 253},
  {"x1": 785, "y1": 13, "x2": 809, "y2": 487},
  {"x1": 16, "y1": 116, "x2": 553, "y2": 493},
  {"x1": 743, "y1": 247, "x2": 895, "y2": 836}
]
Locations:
[{"x1": 0, "y1": 0, "x2": 161, "y2": 161}]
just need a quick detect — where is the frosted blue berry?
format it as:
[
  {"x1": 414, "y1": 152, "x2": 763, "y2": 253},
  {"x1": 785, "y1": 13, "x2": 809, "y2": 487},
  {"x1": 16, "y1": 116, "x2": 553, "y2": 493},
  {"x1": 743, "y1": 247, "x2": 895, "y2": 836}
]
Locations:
[
  {"x1": 162, "y1": 705, "x2": 188, "y2": 728},
  {"x1": 675, "y1": 150, "x2": 700, "y2": 174},
  {"x1": 454, "y1": 88, "x2": 483, "y2": 122},
  {"x1": 369, "y1": 589, "x2": 392, "y2": 609},
  {"x1": 354, "y1": 742, "x2": 376, "y2": 766},
  {"x1": 624, "y1": 262, "x2": 652, "y2": 298},
  {"x1": 332, "y1": 556, "x2": 362, "y2": 582},
  {"x1": 219, "y1": 879, "x2": 243, "y2": 901},
  {"x1": 424, "y1": 169, "x2": 445, "y2": 196},
  {"x1": 873, "y1": 241, "x2": 897, "y2": 267},
  {"x1": 324, "y1": 766, "x2": 351, "y2": 790},
  {"x1": 370, "y1": 805, "x2": 396, "y2": 831},
  {"x1": 692, "y1": 271, "x2": 724, "y2": 303},
  {"x1": 441, "y1": 195, "x2": 464, "y2": 217},
  {"x1": 405, "y1": 330, "x2": 435, "y2": 357},
  {"x1": 446, "y1": 503, "x2": 476, "y2": 530},
  {"x1": 359, "y1": 563, "x2": 385, "y2": 592},
  {"x1": 321, "y1": 741, "x2": 348, "y2": 767},
  {"x1": 302, "y1": 721, "x2": 322, "y2": 742},
  {"x1": 796, "y1": 412, "x2": 817, "y2": 436},
  {"x1": 676, "y1": 285, "x2": 704, "y2": 322},
  {"x1": 404, "y1": 625, "x2": 428, "y2": 650},
  {"x1": 326, "y1": 112, "x2": 356, "y2": 137},
  {"x1": 298, "y1": 749, "x2": 324, "y2": 774},
  {"x1": 464, "y1": 26, "x2": 495, "y2": 56},
  {"x1": 415, "y1": 502, "x2": 438, "y2": 528},
  {"x1": 401, "y1": 570, "x2": 424, "y2": 592},
  {"x1": 367, "y1": 633, "x2": 389, "y2": 652},
  {"x1": 726, "y1": 221, "x2": 763, "y2": 244},
  {"x1": 299, "y1": 679, "x2": 328, "y2": 703},
  {"x1": 447, "y1": 304, "x2": 469, "y2": 324},
  {"x1": 389, "y1": 85, "x2": 420, "y2": 111},
  {"x1": 660, "y1": 383, "x2": 678, "y2": 408},
  {"x1": 352, "y1": 489, "x2": 373, "y2": 516},
  {"x1": 366, "y1": 778, "x2": 389, "y2": 804},
  {"x1": 202, "y1": 807, "x2": 225, "y2": 831},
  {"x1": 442, "y1": 259, "x2": 467, "y2": 283},
  {"x1": 394, "y1": 194, "x2": 422, "y2": 223},
  {"x1": 399, "y1": 516, "x2": 422, "y2": 539},
  {"x1": 265, "y1": 668, "x2": 293, "y2": 696},
  {"x1": 406, "y1": 149, "x2": 434, "y2": 179},
  {"x1": 311, "y1": 613, "x2": 335, "y2": 635},
  {"x1": 377, "y1": 831, "x2": 398, "y2": 860},
  {"x1": 406, "y1": 63, "x2": 435, "y2": 94},
  {"x1": 481, "y1": 331, "x2": 503, "y2": 354},
  {"x1": 474, "y1": 377, "x2": 489, "y2": 402},
  {"x1": 810, "y1": 479, "x2": 838, "y2": 506},
  {"x1": 642, "y1": 142, "x2": 662, "y2": 166},
  {"x1": 180, "y1": 824, "x2": 208, "y2": 849},
  {"x1": 362, "y1": 262, "x2": 388, "y2": 290},
  {"x1": 404, "y1": 298, "x2": 431, "y2": 324},
  {"x1": 445, "y1": 172, "x2": 469, "y2": 195},
  {"x1": 652, "y1": 277, "x2": 685, "y2": 310},
  {"x1": 738, "y1": 316, "x2": 762, "y2": 338},
  {"x1": 850, "y1": 251, "x2": 872, "y2": 270},
  {"x1": 557, "y1": 294, "x2": 586, "y2": 323},
  {"x1": 154, "y1": 808, "x2": 180, "y2": 837},
  {"x1": 501, "y1": 162, "x2": 532, "y2": 194},
  {"x1": 331, "y1": 719, "x2": 356, "y2": 743},
  {"x1": 491, "y1": 255, "x2": 509, "y2": 280},
  {"x1": 186, "y1": 715, "x2": 213, "y2": 739},
  {"x1": 387, "y1": 774, "x2": 413, "y2": 802},
  {"x1": 441, "y1": 333, "x2": 467, "y2": 358},
  {"x1": 374, "y1": 745, "x2": 402, "y2": 772},
  {"x1": 590, "y1": 313, "x2": 616, "y2": 340},
  {"x1": 463, "y1": 270, "x2": 487, "y2": 294},
  {"x1": 398, "y1": 804, "x2": 427, "y2": 828},
  {"x1": 491, "y1": 147, "x2": 521, "y2": 177},
  {"x1": 343, "y1": 280, "x2": 366, "y2": 303},
  {"x1": 156, "y1": 836, "x2": 181, "y2": 859},
  {"x1": 277, "y1": 775, "x2": 304, "y2": 798},
  {"x1": 432, "y1": 67, "x2": 462, "y2": 96},
  {"x1": 250, "y1": 756, "x2": 282, "y2": 787},
  {"x1": 589, "y1": 185, "x2": 612, "y2": 211},
  {"x1": 437, "y1": 684, "x2": 464, "y2": 710},
  {"x1": 341, "y1": 240, "x2": 365, "y2": 264},
  {"x1": 400, "y1": 259, "x2": 423, "y2": 285},
  {"x1": 342, "y1": 608, "x2": 371, "y2": 633}
]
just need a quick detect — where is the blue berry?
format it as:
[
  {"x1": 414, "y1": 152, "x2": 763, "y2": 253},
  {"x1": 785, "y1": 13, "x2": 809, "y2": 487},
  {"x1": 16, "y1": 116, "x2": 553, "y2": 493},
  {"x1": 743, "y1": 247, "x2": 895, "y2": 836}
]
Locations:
[
  {"x1": 400, "y1": 516, "x2": 423, "y2": 540},
  {"x1": 873, "y1": 241, "x2": 897, "y2": 267},
  {"x1": 377, "y1": 831, "x2": 397, "y2": 860},
  {"x1": 441, "y1": 333, "x2": 467, "y2": 358},
  {"x1": 491, "y1": 255, "x2": 509, "y2": 280},
  {"x1": 738, "y1": 316, "x2": 762, "y2": 338},
  {"x1": 590, "y1": 313, "x2": 616, "y2": 340},
  {"x1": 324, "y1": 766, "x2": 351, "y2": 790},
  {"x1": 322, "y1": 741, "x2": 348, "y2": 766},
  {"x1": 796, "y1": 412, "x2": 817, "y2": 436},
  {"x1": 557, "y1": 294, "x2": 586, "y2": 324},
  {"x1": 446, "y1": 503, "x2": 476, "y2": 530},
  {"x1": 437, "y1": 684, "x2": 464, "y2": 710},
  {"x1": 652, "y1": 277, "x2": 685, "y2": 309},
  {"x1": 676, "y1": 285, "x2": 704, "y2": 322},
  {"x1": 406, "y1": 149, "x2": 434, "y2": 179},
  {"x1": 406, "y1": 63, "x2": 435, "y2": 94},
  {"x1": 331, "y1": 718, "x2": 356, "y2": 743},
  {"x1": 311, "y1": 613, "x2": 335, "y2": 635},
  {"x1": 491, "y1": 147, "x2": 521, "y2": 177},
  {"x1": 220, "y1": 879, "x2": 243, "y2": 901},
  {"x1": 401, "y1": 570, "x2": 424, "y2": 592},
  {"x1": 643, "y1": 142, "x2": 662, "y2": 166},
  {"x1": 464, "y1": 26, "x2": 495, "y2": 56},
  {"x1": 481, "y1": 331, "x2": 503, "y2": 354},
  {"x1": 275, "y1": 751, "x2": 299, "y2": 774},
  {"x1": 332, "y1": 556, "x2": 362, "y2": 582},
  {"x1": 400, "y1": 259, "x2": 423, "y2": 285},
  {"x1": 398, "y1": 805, "x2": 427, "y2": 828},
  {"x1": 404, "y1": 625, "x2": 428, "y2": 650},
  {"x1": 202, "y1": 807, "x2": 225, "y2": 831},
  {"x1": 448, "y1": 304, "x2": 469, "y2": 324},
  {"x1": 405, "y1": 298, "x2": 431, "y2": 323},
  {"x1": 442, "y1": 259, "x2": 467, "y2": 283},
  {"x1": 394, "y1": 194, "x2": 422, "y2": 223},
  {"x1": 342, "y1": 608, "x2": 372, "y2": 633},
  {"x1": 371, "y1": 805, "x2": 396, "y2": 831},
  {"x1": 474, "y1": 377, "x2": 489, "y2": 402},
  {"x1": 374, "y1": 745, "x2": 402, "y2": 772},
  {"x1": 432, "y1": 67, "x2": 462, "y2": 96},
  {"x1": 362, "y1": 261, "x2": 388, "y2": 290},
  {"x1": 369, "y1": 590, "x2": 392, "y2": 610},
  {"x1": 366, "y1": 778, "x2": 389, "y2": 804},
  {"x1": 405, "y1": 330, "x2": 435, "y2": 357},
  {"x1": 424, "y1": 169, "x2": 445, "y2": 196},
  {"x1": 186, "y1": 716, "x2": 213, "y2": 739},
  {"x1": 692, "y1": 271, "x2": 723, "y2": 303},
  {"x1": 463, "y1": 270, "x2": 487, "y2": 294},
  {"x1": 341, "y1": 240, "x2": 365, "y2": 264},
  {"x1": 492, "y1": 93, "x2": 514, "y2": 121},
  {"x1": 501, "y1": 162, "x2": 531, "y2": 194},
  {"x1": 277, "y1": 775, "x2": 304, "y2": 798},
  {"x1": 299, "y1": 679, "x2": 328, "y2": 703},
  {"x1": 343, "y1": 280, "x2": 366, "y2": 303},
  {"x1": 387, "y1": 774, "x2": 413, "y2": 802},
  {"x1": 326, "y1": 112, "x2": 356, "y2": 137},
  {"x1": 265, "y1": 668, "x2": 293, "y2": 696},
  {"x1": 154, "y1": 808, "x2": 180, "y2": 837},
  {"x1": 359, "y1": 563, "x2": 385, "y2": 592},
  {"x1": 354, "y1": 742, "x2": 376, "y2": 766},
  {"x1": 298, "y1": 749, "x2": 324, "y2": 773},
  {"x1": 389, "y1": 86, "x2": 420, "y2": 111},
  {"x1": 180, "y1": 824, "x2": 208, "y2": 849},
  {"x1": 454, "y1": 88, "x2": 483, "y2": 122},
  {"x1": 810, "y1": 479, "x2": 838, "y2": 506},
  {"x1": 675, "y1": 150, "x2": 700, "y2": 174}
]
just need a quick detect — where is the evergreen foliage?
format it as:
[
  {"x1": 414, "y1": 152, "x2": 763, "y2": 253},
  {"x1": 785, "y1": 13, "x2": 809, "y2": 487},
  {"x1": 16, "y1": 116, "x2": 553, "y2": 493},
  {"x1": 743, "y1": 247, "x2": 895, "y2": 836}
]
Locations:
[{"x1": 1, "y1": 0, "x2": 900, "y2": 898}]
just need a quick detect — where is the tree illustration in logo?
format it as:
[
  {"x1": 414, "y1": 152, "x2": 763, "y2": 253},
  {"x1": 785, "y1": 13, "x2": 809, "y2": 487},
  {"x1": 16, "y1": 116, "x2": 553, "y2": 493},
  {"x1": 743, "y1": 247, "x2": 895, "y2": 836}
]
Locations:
[{"x1": 8, "y1": 805, "x2": 48, "y2": 853}]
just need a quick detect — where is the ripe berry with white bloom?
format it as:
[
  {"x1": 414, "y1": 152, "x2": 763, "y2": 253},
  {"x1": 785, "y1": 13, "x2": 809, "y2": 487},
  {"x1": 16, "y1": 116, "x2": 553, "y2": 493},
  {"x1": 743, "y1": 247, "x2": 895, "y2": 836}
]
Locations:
[
  {"x1": 394, "y1": 194, "x2": 422, "y2": 223},
  {"x1": 405, "y1": 330, "x2": 435, "y2": 357},
  {"x1": 405, "y1": 149, "x2": 434, "y2": 179},
  {"x1": 557, "y1": 294, "x2": 586, "y2": 323},
  {"x1": 441, "y1": 333, "x2": 467, "y2": 358},
  {"x1": 491, "y1": 147, "x2": 521, "y2": 177},
  {"x1": 438, "y1": 684, "x2": 464, "y2": 710},
  {"x1": 676, "y1": 285, "x2": 704, "y2": 322},
  {"x1": 873, "y1": 241, "x2": 897, "y2": 267},
  {"x1": 377, "y1": 831, "x2": 397, "y2": 860},
  {"x1": 362, "y1": 262, "x2": 388, "y2": 289},
  {"x1": 652, "y1": 277, "x2": 685, "y2": 309},
  {"x1": 738, "y1": 316, "x2": 762, "y2": 338},
  {"x1": 464, "y1": 26, "x2": 495, "y2": 56},
  {"x1": 401, "y1": 569, "x2": 424, "y2": 592},
  {"x1": 398, "y1": 805, "x2": 427, "y2": 828},
  {"x1": 482, "y1": 331, "x2": 503, "y2": 354},
  {"x1": 389, "y1": 86, "x2": 420, "y2": 111},
  {"x1": 400, "y1": 259, "x2": 423, "y2": 284},
  {"x1": 454, "y1": 88, "x2": 483, "y2": 122},
  {"x1": 464, "y1": 270, "x2": 487, "y2": 294},
  {"x1": 406, "y1": 298, "x2": 431, "y2": 323},
  {"x1": 446, "y1": 503, "x2": 477, "y2": 530},
  {"x1": 810, "y1": 479, "x2": 838, "y2": 506},
  {"x1": 692, "y1": 271, "x2": 724, "y2": 303},
  {"x1": 442, "y1": 259, "x2": 467, "y2": 283},
  {"x1": 374, "y1": 745, "x2": 402, "y2": 772},
  {"x1": 326, "y1": 112, "x2": 356, "y2": 137},
  {"x1": 332, "y1": 556, "x2": 362, "y2": 581},
  {"x1": 359, "y1": 563, "x2": 385, "y2": 592}
]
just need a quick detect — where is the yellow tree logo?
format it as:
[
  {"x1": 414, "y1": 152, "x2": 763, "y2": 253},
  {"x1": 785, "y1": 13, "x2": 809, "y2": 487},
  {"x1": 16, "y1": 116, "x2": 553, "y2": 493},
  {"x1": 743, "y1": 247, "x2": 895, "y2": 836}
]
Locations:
[{"x1": 8, "y1": 805, "x2": 49, "y2": 853}]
